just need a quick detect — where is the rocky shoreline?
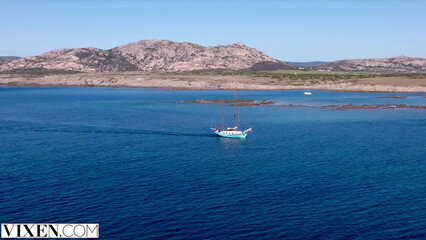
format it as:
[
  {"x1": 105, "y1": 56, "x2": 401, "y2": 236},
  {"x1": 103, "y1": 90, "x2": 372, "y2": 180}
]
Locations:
[{"x1": 1, "y1": 72, "x2": 425, "y2": 93}]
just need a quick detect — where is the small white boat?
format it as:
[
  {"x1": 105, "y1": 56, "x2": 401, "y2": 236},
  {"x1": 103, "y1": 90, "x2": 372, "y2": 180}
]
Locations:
[
  {"x1": 304, "y1": 91, "x2": 312, "y2": 95},
  {"x1": 212, "y1": 91, "x2": 252, "y2": 139},
  {"x1": 212, "y1": 127, "x2": 252, "y2": 139}
]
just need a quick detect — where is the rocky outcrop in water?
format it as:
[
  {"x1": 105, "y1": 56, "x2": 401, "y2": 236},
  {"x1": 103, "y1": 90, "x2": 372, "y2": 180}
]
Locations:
[
  {"x1": 275, "y1": 103, "x2": 426, "y2": 110},
  {"x1": 321, "y1": 104, "x2": 426, "y2": 110},
  {"x1": 178, "y1": 100, "x2": 425, "y2": 109},
  {"x1": 177, "y1": 99, "x2": 275, "y2": 106}
]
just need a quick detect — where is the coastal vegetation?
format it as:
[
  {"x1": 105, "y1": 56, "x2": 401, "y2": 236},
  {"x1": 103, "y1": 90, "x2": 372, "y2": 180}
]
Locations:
[
  {"x1": 1, "y1": 68, "x2": 81, "y2": 75},
  {"x1": 163, "y1": 69, "x2": 426, "y2": 81},
  {"x1": 1, "y1": 69, "x2": 425, "y2": 92},
  {"x1": 3, "y1": 68, "x2": 425, "y2": 82}
]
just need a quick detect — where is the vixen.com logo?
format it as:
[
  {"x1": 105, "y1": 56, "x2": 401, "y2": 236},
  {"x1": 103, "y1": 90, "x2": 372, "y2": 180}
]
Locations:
[{"x1": 1, "y1": 224, "x2": 99, "y2": 238}]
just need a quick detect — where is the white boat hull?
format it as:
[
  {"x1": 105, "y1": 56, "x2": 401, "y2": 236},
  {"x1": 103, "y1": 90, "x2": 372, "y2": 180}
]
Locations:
[{"x1": 213, "y1": 127, "x2": 252, "y2": 139}]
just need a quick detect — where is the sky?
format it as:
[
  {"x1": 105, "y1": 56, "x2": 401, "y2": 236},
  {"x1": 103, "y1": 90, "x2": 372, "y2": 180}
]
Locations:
[{"x1": 0, "y1": 0, "x2": 425, "y2": 61}]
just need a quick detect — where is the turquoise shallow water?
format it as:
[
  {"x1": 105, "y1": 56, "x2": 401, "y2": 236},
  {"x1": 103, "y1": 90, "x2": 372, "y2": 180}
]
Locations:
[{"x1": 0, "y1": 87, "x2": 425, "y2": 239}]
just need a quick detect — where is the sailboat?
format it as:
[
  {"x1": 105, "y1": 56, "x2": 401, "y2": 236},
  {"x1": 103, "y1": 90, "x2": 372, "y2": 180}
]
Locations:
[{"x1": 212, "y1": 91, "x2": 252, "y2": 138}]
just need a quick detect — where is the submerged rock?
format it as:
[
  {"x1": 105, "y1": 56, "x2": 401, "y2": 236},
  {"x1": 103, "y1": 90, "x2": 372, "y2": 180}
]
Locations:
[
  {"x1": 177, "y1": 99, "x2": 275, "y2": 106},
  {"x1": 321, "y1": 104, "x2": 426, "y2": 110},
  {"x1": 377, "y1": 96, "x2": 407, "y2": 99},
  {"x1": 274, "y1": 103, "x2": 425, "y2": 110}
]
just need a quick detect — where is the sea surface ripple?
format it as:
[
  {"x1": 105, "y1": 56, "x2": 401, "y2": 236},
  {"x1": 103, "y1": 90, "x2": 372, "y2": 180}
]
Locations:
[{"x1": 0, "y1": 87, "x2": 425, "y2": 239}]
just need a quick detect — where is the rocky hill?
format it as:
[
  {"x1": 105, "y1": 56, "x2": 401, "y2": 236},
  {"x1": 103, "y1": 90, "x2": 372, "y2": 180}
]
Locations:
[
  {"x1": 0, "y1": 40, "x2": 285, "y2": 73},
  {"x1": 315, "y1": 56, "x2": 426, "y2": 73},
  {"x1": 0, "y1": 56, "x2": 21, "y2": 64},
  {"x1": 287, "y1": 61, "x2": 329, "y2": 67},
  {"x1": 243, "y1": 61, "x2": 297, "y2": 71}
]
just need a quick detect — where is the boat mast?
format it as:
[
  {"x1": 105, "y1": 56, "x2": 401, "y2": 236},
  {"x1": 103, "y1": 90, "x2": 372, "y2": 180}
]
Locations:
[
  {"x1": 221, "y1": 102, "x2": 225, "y2": 128},
  {"x1": 234, "y1": 90, "x2": 239, "y2": 128}
]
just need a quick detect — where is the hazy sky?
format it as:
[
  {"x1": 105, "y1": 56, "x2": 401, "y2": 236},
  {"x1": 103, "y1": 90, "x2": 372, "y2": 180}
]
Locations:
[{"x1": 1, "y1": 0, "x2": 425, "y2": 61}]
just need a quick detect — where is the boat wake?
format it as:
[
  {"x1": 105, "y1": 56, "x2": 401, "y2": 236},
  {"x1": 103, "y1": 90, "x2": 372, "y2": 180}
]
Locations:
[{"x1": 0, "y1": 122, "x2": 216, "y2": 138}]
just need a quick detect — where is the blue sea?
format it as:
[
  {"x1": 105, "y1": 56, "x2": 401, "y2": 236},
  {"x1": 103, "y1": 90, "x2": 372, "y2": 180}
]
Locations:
[{"x1": 0, "y1": 87, "x2": 425, "y2": 239}]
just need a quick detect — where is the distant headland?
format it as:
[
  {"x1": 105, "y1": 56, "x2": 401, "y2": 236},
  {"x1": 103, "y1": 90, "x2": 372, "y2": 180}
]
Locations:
[{"x1": 0, "y1": 39, "x2": 425, "y2": 92}]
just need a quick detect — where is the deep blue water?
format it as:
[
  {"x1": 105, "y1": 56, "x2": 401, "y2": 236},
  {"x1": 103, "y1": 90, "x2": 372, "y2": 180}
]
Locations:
[{"x1": 0, "y1": 87, "x2": 425, "y2": 239}]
